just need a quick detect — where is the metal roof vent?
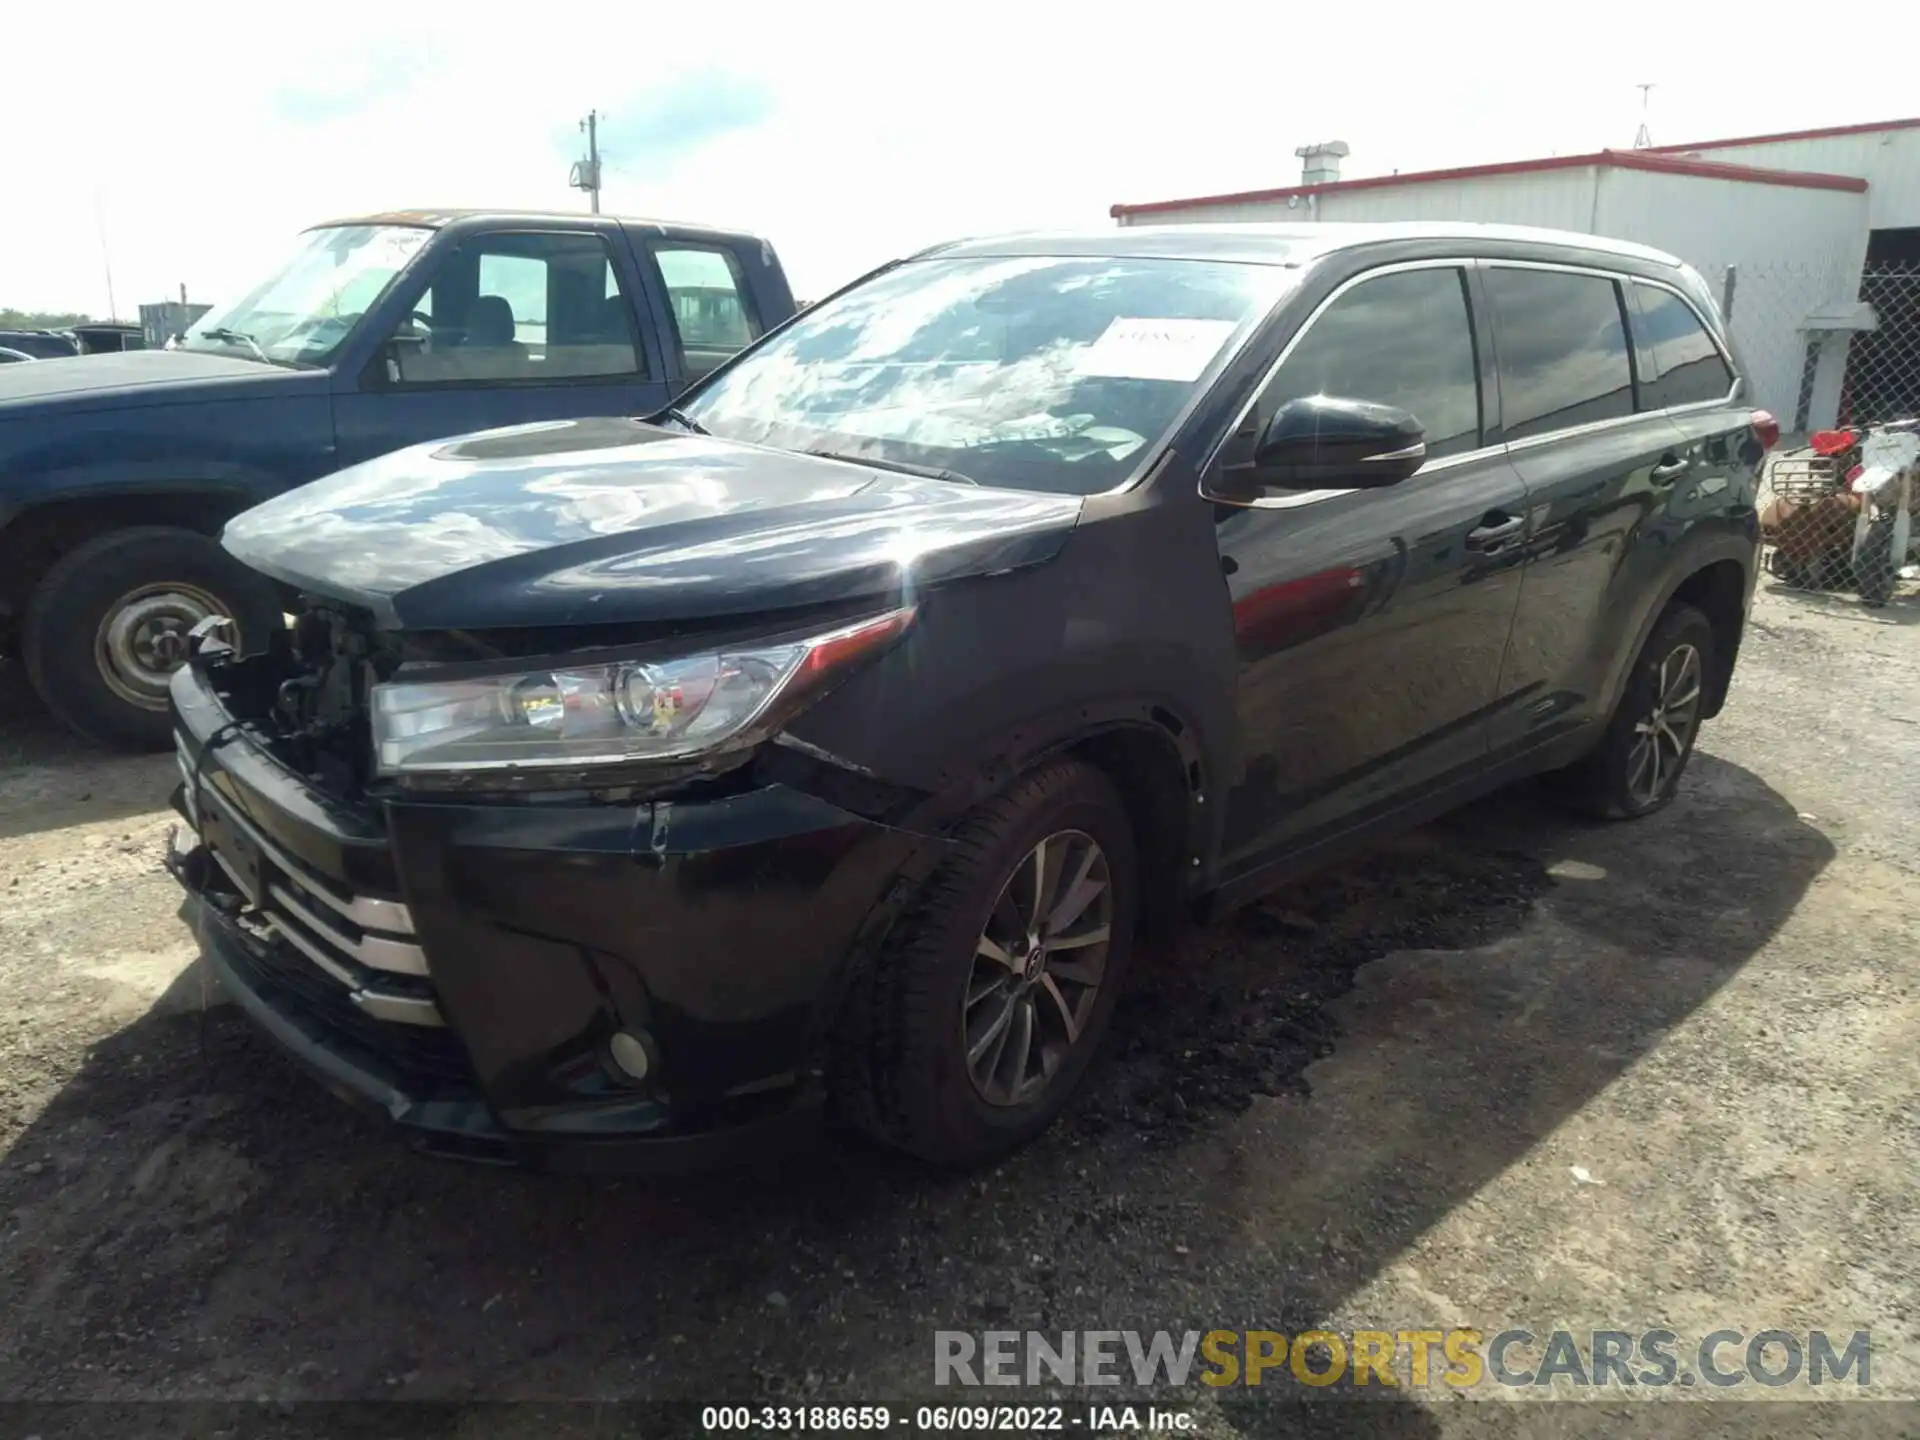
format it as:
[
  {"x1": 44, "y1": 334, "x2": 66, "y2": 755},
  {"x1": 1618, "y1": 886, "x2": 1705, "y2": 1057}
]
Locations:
[{"x1": 1295, "y1": 141, "x2": 1351, "y2": 187}]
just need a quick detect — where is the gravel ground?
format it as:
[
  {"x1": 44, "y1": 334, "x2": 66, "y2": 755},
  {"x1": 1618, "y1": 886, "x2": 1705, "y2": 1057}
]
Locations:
[{"x1": 0, "y1": 581, "x2": 1916, "y2": 1437}]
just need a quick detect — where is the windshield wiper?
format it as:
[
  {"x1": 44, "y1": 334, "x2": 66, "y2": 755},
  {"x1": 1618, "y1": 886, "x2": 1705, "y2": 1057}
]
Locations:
[
  {"x1": 196, "y1": 327, "x2": 271, "y2": 364},
  {"x1": 658, "y1": 405, "x2": 709, "y2": 435},
  {"x1": 806, "y1": 449, "x2": 979, "y2": 487}
]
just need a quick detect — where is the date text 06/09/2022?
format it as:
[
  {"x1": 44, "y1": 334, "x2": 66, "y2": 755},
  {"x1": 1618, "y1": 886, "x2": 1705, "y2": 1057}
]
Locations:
[{"x1": 700, "y1": 1405, "x2": 1196, "y2": 1432}]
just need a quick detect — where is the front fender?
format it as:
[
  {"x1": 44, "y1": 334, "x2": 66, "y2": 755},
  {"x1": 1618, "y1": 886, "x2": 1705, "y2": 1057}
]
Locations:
[{"x1": 0, "y1": 393, "x2": 337, "y2": 514}]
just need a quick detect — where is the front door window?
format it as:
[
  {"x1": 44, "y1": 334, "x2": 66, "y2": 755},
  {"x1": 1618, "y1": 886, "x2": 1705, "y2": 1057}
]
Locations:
[{"x1": 383, "y1": 232, "x2": 645, "y2": 385}]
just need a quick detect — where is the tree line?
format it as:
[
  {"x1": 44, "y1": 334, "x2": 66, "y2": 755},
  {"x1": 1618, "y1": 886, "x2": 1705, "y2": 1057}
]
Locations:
[{"x1": 1, "y1": 309, "x2": 96, "y2": 331}]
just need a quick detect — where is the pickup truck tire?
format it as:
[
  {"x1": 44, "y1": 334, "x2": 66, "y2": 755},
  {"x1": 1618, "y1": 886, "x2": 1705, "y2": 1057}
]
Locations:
[
  {"x1": 836, "y1": 758, "x2": 1137, "y2": 1166},
  {"x1": 1557, "y1": 602, "x2": 1715, "y2": 820},
  {"x1": 23, "y1": 526, "x2": 283, "y2": 752}
]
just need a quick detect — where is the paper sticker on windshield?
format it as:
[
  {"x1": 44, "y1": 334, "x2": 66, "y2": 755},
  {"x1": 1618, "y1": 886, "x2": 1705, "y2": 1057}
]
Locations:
[{"x1": 1078, "y1": 317, "x2": 1239, "y2": 382}]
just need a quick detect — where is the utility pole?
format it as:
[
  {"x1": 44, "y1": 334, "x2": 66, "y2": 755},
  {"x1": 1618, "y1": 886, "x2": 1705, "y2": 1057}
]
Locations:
[
  {"x1": 94, "y1": 188, "x2": 119, "y2": 322},
  {"x1": 570, "y1": 110, "x2": 603, "y2": 214},
  {"x1": 1633, "y1": 84, "x2": 1655, "y2": 149}
]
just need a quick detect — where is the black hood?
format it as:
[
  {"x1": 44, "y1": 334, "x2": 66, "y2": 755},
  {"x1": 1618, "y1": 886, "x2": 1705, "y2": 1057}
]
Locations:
[
  {"x1": 222, "y1": 417, "x2": 1084, "y2": 631},
  {"x1": 0, "y1": 350, "x2": 315, "y2": 417}
]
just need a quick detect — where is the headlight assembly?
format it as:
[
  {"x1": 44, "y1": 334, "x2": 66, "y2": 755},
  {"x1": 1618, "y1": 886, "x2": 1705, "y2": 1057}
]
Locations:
[{"x1": 371, "y1": 606, "x2": 914, "y2": 777}]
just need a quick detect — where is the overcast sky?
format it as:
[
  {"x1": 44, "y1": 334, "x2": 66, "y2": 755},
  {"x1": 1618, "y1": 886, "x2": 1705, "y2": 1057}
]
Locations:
[{"x1": 3, "y1": 0, "x2": 1900, "y2": 316}]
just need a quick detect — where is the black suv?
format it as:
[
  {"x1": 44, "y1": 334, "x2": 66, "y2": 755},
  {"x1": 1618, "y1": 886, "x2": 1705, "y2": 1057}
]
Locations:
[{"x1": 168, "y1": 223, "x2": 1768, "y2": 1170}]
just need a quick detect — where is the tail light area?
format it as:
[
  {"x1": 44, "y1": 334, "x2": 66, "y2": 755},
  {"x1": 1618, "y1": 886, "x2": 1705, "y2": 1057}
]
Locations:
[{"x1": 1752, "y1": 410, "x2": 1782, "y2": 453}]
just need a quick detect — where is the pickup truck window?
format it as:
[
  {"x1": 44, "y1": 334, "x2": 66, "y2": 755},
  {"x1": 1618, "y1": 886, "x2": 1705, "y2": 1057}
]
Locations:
[
  {"x1": 385, "y1": 231, "x2": 644, "y2": 385},
  {"x1": 654, "y1": 244, "x2": 761, "y2": 383},
  {"x1": 678, "y1": 255, "x2": 1294, "y2": 497},
  {"x1": 181, "y1": 224, "x2": 432, "y2": 366}
]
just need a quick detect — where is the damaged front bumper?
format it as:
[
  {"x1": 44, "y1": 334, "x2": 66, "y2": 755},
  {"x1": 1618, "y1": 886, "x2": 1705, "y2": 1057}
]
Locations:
[{"x1": 166, "y1": 653, "x2": 924, "y2": 1172}]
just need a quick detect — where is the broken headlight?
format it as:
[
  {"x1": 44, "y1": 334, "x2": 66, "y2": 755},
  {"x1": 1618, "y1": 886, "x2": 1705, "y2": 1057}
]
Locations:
[{"x1": 370, "y1": 607, "x2": 914, "y2": 777}]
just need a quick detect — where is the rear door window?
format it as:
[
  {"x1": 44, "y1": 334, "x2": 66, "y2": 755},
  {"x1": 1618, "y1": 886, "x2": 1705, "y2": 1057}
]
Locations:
[
  {"x1": 1630, "y1": 282, "x2": 1735, "y2": 409},
  {"x1": 1484, "y1": 268, "x2": 1634, "y2": 439},
  {"x1": 1255, "y1": 265, "x2": 1482, "y2": 458}
]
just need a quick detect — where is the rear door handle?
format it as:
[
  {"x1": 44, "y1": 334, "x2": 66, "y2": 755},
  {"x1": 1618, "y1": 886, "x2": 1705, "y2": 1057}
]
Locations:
[
  {"x1": 1650, "y1": 456, "x2": 1691, "y2": 485},
  {"x1": 1466, "y1": 514, "x2": 1526, "y2": 552}
]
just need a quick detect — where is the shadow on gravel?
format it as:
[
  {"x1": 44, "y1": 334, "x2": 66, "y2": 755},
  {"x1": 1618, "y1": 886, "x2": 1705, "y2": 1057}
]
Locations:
[
  {"x1": 0, "y1": 670, "x2": 177, "y2": 842},
  {"x1": 1757, "y1": 580, "x2": 1920, "y2": 627},
  {"x1": 0, "y1": 754, "x2": 1832, "y2": 1418}
]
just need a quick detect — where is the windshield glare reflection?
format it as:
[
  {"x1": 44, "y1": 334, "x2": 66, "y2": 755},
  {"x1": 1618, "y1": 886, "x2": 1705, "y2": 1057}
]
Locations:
[
  {"x1": 181, "y1": 225, "x2": 432, "y2": 367},
  {"x1": 682, "y1": 255, "x2": 1294, "y2": 496}
]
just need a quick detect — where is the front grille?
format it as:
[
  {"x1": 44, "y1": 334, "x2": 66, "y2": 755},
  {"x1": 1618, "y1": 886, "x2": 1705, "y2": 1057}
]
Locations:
[
  {"x1": 182, "y1": 738, "x2": 481, "y2": 1096},
  {"x1": 222, "y1": 915, "x2": 480, "y2": 1091}
]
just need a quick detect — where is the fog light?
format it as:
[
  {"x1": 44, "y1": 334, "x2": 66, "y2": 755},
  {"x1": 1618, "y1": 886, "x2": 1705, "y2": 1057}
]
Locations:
[{"x1": 608, "y1": 1030, "x2": 653, "y2": 1082}]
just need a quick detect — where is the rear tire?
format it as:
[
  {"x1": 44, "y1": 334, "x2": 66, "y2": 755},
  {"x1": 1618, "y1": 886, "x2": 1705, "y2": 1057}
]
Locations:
[
  {"x1": 23, "y1": 526, "x2": 283, "y2": 752},
  {"x1": 1855, "y1": 515, "x2": 1899, "y2": 607},
  {"x1": 1556, "y1": 603, "x2": 1715, "y2": 820},
  {"x1": 835, "y1": 759, "x2": 1137, "y2": 1166}
]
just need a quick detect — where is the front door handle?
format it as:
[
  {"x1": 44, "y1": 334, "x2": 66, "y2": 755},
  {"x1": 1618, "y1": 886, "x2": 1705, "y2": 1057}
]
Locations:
[
  {"x1": 1466, "y1": 513, "x2": 1526, "y2": 552},
  {"x1": 1650, "y1": 456, "x2": 1692, "y2": 485}
]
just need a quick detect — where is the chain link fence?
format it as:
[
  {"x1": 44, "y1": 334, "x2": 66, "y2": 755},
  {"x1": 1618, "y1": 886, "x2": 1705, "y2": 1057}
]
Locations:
[{"x1": 1721, "y1": 257, "x2": 1920, "y2": 606}]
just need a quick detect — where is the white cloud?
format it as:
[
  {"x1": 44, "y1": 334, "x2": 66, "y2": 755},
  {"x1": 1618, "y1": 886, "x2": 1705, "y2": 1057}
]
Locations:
[{"x1": 0, "y1": 0, "x2": 1884, "y2": 316}]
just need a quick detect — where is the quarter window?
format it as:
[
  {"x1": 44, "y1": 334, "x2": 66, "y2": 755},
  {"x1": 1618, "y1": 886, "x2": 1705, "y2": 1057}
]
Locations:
[
  {"x1": 1630, "y1": 282, "x2": 1734, "y2": 409},
  {"x1": 1254, "y1": 266, "x2": 1482, "y2": 459},
  {"x1": 1484, "y1": 268, "x2": 1634, "y2": 439},
  {"x1": 654, "y1": 244, "x2": 762, "y2": 382}
]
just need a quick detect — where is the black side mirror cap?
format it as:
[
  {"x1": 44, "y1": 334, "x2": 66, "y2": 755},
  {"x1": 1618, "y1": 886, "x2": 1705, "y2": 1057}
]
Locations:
[{"x1": 1228, "y1": 395, "x2": 1427, "y2": 493}]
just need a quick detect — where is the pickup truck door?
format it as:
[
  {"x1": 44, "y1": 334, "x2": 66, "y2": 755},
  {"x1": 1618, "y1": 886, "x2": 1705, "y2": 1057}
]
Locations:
[{"x1": 330, "y1": 227, "x2": 673, "y2": 468}]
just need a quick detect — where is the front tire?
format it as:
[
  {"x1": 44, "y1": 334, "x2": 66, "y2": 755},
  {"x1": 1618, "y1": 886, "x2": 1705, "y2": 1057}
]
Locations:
[
  {"x1": 23, "y1": 526, "x2": 283, "y2": 752},
  {"x1": 1558, "y1": 602, "x2": 1715, "y2": 819},
  {"x1": 837, "y1": 759, "x2": 1137, "y2": 1165}
]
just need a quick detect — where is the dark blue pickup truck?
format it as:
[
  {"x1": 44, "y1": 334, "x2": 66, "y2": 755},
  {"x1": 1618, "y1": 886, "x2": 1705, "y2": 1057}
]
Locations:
[{"x1": 0, "y1": 209, "x2": 796, "y2": 749}]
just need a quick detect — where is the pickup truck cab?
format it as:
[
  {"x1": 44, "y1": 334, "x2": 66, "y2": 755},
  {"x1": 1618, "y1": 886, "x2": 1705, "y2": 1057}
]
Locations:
[{"x1": 0, "y1": 209, "x2": 795, "y2": 749}]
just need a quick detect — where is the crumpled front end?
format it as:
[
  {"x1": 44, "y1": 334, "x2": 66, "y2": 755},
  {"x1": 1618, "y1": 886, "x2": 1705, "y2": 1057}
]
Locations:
[{"x1": 166, "y1": 619, "x2": 926, "y2": 1171}]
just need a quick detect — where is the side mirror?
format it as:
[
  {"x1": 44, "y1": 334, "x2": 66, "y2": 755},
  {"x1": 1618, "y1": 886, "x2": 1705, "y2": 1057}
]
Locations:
[{"x1": 1229, "y1": 395, "x2": 1427, "y2": 492}]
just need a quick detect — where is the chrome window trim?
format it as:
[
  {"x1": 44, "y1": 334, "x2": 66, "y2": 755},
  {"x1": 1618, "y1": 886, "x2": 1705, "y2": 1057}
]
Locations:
[{"x1": 1202, "y1": 254, "x2": 1748, "y2": 512}]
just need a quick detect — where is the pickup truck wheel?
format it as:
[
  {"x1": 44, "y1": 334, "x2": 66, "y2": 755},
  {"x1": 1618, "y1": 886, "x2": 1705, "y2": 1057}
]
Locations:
[
  {"x1": 1558, "y1": 602, "x2": 1715, "y2": 820},
  {"x1": 838, "y1": 758, "x2": 1137, "y2": 1166},
  {"x1": 23, "y1": 526, "x2": 282, "y2": 752}
]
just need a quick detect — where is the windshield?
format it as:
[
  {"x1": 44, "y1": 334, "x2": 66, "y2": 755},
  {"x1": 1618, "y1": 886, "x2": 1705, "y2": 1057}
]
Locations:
[
  {"x1": 180, "y1": 224, "x2": 433, "y2": 366},
  {"x1": 678, "y1": 255, "x2": 1295, "y2": 495}
]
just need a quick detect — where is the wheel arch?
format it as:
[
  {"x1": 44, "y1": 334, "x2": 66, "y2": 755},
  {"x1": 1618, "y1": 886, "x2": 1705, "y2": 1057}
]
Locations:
[
  {"x1": 1600, "y1": 535, "x2": 1756, "y2": 724},
  {"x1": 0, "y1": 485, "x2": 262, "y2": 625},
  {"x1": 895, "y1": 700, "x2": 1210, "y2": 948},
  {"x1": 1668, "y1": 558, "x2": 1750, "y2": 718}
]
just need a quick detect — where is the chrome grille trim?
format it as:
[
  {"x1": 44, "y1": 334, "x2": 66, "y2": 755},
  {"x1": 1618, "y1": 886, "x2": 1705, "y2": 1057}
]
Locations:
[
  {"x1": 351, "y1": 991, "x2": 447, "y2": 1027},
  {"x1": 267, "y1": 882, "x2": 429, "y2": 977},
  {"x1": 190, "y1": 760, "x2": 416, "y2": 935},
  {"x1": 264, "y1": 911, "x2": 446, "y2": 1028}
]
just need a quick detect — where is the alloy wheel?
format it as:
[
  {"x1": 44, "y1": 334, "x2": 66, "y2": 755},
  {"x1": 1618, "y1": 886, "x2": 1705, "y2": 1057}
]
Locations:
[
  {"x1": 1625, "y1": 642, "x2": 1702, "y2": 807},
  {"x1": 963, "y1": 828, "x2": 1113, "y2": 1107}
]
